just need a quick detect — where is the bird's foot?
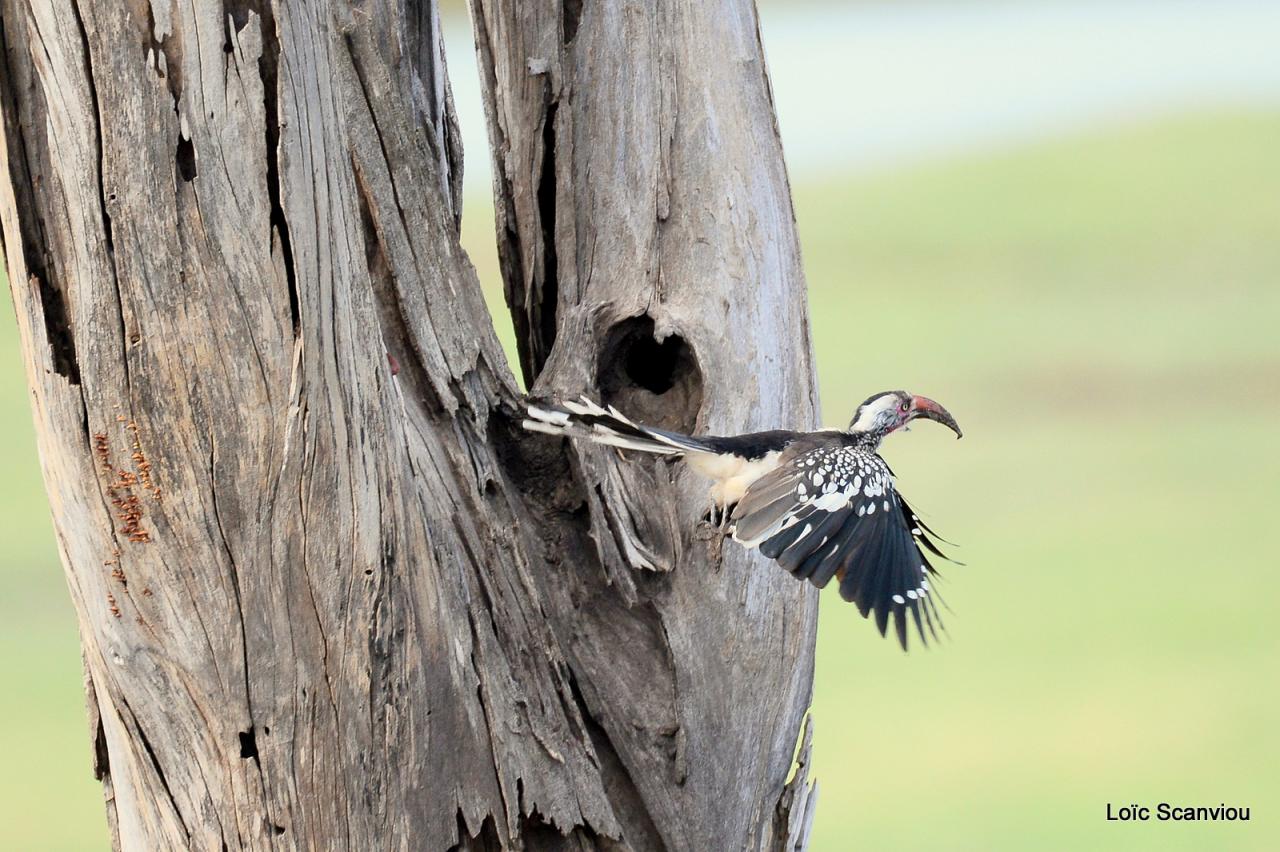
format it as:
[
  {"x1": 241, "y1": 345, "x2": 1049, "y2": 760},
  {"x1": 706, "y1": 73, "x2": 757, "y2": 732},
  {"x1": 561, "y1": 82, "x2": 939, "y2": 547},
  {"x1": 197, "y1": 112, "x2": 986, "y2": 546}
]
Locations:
[
  {"x1": 697, "y1": 503, "x2": 735, "y2": 541},
  {"x1": 696, "y1": 510, "x2": 720, "y2": 540}
]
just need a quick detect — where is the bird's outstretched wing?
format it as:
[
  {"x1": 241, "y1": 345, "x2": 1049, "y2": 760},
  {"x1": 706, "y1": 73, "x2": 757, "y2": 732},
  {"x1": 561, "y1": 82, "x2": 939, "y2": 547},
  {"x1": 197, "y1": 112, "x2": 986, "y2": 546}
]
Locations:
[{"x1": 731, "y1": 444, "x2": 953, "y2": 649}]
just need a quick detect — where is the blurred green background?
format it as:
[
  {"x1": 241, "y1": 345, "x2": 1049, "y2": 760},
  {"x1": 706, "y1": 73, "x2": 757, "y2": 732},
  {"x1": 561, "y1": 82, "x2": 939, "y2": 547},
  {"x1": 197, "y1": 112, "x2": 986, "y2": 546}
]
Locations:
[{"x1": 4, "y1": 2, "x2": 1280, "y2": 849}]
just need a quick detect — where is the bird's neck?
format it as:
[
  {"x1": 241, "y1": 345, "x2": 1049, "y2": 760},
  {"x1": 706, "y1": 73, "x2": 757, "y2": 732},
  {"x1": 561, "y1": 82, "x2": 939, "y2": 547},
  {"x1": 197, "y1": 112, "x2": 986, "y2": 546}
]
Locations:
[{"x1": 846, "y1": 427, "x2": 887, "y2": 450}]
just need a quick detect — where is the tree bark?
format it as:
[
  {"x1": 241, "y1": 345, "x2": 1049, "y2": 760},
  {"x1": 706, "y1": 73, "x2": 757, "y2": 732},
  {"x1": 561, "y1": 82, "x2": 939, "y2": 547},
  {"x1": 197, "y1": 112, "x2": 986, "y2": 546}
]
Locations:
[{"x1": 0, "y1": 1, "x2": 818, "y2": 849}]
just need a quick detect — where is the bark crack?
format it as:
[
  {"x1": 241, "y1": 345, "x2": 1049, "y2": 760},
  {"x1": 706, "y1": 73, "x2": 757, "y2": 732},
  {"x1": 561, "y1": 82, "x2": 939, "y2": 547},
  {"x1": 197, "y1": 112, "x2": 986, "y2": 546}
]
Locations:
[
  {"x1": 257, "y1": 2, "x2": 298, "y2": 333},
  {"x1": 350, "y1": 152, "x2": 447, "y2": 417},
  {"x1": 343, "y1": 33, "x2": 421, "y2": 276},
  {"x1": 29, "y1": 270, "x2": 81, "y2": 383},
  {"x1": 770, "y1": 715, "x2": 818, "y2": 852},
  {"x1": 562, "y1": 0, "x2": 583, "y2": 45},
  {"x1": 69, "y1": 0, "x2": 114, "y2": 255},
  {"x1": 462, "y1": 608, "x2": 509, "y2": 841},
  {"x1": 70, "y1": 0, "x2": 136, "y2": 414},
  {"x1": 0, "y1": 8, "x2": 82, "y2": 381},
  {"x1": 294, "y1": 443, "x2": 353, "y2": 849},
  {"x1": 565, "y1": 669, "x2": 665, "y2": 850},
  {"x1": 0, "y1": 16, "x2": 80, "y2": 382},
  {"x1": 530, "y1": 99, "x2": 560, "y2": 384},
  {"x1": 120, "y1": 697, "x2": 193, "y2": 843},
  {"x1": 208, "y1": 440, "x2": 277, "y2": 834}
]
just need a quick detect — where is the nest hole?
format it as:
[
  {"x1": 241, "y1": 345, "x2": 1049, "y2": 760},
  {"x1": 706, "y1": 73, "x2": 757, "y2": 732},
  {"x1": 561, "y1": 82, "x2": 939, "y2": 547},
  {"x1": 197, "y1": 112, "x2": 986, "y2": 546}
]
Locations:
[
  {"x1": 176, "y1": 137, "x2": 197, "y2": 182},
  {"x1": 238, "y1": 729, "x2": 258, "y2": 760},
  {"x1": 597, "y1": 316, "x2": 702, "y2": 433}
]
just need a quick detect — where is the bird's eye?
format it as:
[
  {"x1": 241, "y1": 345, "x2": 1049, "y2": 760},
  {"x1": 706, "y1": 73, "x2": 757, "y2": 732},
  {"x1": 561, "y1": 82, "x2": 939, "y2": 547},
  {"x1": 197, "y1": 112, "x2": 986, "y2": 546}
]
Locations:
[{"x1": 899, "y1": 401, "x2": 911, "y2": 413}]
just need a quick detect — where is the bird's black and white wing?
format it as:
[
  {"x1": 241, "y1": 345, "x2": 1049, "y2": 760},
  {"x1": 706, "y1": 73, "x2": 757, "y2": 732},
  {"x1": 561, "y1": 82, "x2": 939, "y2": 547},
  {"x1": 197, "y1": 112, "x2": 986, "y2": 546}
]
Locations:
[{"x1": 731, "y1": 445, "x2": 951, "y2": 649}]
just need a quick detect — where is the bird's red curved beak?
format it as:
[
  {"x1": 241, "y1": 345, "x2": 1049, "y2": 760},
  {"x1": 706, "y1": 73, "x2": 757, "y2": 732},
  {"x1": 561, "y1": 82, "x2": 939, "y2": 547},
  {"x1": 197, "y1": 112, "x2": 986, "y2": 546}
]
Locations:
[{"x1": 910, "y1": 396, "x2": 962, "y2": 438}]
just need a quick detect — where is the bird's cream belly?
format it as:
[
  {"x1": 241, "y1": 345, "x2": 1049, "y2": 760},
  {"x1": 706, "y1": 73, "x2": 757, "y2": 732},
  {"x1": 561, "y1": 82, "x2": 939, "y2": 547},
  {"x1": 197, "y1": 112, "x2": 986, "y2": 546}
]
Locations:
[{"x1": 686, "y1": 450, "x2": 782, "y2": 507}]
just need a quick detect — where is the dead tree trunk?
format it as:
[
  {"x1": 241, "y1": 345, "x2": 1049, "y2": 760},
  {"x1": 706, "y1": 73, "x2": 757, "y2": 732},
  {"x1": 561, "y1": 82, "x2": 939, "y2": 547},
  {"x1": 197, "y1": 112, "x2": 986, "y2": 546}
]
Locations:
[{"x1": 0, "y1": 1, "x2": 818, "y2": 849}]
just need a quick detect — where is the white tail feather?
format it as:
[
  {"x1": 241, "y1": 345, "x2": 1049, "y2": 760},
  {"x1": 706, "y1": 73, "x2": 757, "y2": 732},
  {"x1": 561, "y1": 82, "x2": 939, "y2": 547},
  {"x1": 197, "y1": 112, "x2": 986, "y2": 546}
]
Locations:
[{"x1": 522, "y1": 396, "x2": 706, "y2": 457}]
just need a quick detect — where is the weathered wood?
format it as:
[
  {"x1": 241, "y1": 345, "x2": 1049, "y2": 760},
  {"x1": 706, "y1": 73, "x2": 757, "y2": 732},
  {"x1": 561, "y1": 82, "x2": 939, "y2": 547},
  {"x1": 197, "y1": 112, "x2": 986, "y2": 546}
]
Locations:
[
  {"x1": 471, "y1": 1, "x2": 821, "y2": 849},
  {"x1": 0, "y1": 0, "x2": 818, "y2": 849}
]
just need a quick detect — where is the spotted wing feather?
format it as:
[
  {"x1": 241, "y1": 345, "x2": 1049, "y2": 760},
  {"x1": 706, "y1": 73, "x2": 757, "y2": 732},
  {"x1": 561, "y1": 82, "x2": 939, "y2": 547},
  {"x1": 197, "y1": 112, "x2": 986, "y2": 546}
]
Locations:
[{"x1": 732, "y1": 444, "x2": 951, "y2": 649}]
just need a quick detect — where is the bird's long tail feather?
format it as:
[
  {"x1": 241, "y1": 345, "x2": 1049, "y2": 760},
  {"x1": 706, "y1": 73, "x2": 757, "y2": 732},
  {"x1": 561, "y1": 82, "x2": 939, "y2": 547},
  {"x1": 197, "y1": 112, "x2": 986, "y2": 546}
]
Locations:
[{"x1": 523, "y1": 396, "x2": 711, "y2": 456}]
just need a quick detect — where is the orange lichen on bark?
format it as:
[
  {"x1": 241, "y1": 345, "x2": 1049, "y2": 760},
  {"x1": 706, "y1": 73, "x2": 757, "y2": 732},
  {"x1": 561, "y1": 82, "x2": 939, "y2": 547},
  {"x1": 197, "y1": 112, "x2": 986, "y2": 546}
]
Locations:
[
  {"x1": 95, "y1": 431, "x2": 153, "y2": 543},
  {"x1": 125, "y1": 421, "x2": 159, "y2": 497}
]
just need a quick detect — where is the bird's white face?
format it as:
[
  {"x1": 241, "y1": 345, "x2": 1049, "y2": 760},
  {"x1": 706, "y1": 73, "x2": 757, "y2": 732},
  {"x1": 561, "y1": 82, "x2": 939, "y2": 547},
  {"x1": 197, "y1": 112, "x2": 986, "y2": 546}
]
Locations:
[
  {"x1": 849, "y1": 391, "x2": 911, "y2": 434},
  {"x1": 848, "y1": 390, "x2": 963, "y2": 440}
]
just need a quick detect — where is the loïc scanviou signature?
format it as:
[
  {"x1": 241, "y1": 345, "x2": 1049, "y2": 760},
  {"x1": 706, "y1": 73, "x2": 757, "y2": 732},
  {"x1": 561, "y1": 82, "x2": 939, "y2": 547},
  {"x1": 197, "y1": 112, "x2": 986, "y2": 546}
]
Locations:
[{"x1": 1107, "y1": 802, "x2": 1251, "y2": 822}]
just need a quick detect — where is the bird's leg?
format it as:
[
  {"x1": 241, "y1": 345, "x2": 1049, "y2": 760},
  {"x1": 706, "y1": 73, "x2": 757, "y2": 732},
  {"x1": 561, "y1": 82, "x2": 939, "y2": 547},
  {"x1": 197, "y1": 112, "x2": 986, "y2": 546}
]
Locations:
[
  {"x1": 719, "y1": 501, "x2": 734, "y2": 535},
  {"x1": 697, "y1": 500, "x2": 719, "y2": 539},
  {"x1": 701, "y1": 498, "x2": 727, "y2": 567},
  {"x1": 698, "y1": 495, "x2": 733, "y2": 542}
]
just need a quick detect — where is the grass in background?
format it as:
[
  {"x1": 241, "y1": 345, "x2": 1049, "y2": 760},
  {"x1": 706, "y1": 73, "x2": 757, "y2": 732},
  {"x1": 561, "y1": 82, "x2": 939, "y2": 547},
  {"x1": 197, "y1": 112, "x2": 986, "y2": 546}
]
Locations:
[
  {"x1": 3, "y1": 109, "x2": 1278, "y2": 849},
  {"x1": 796, "y1": 109, "x2": 1280, "y2": 851}
]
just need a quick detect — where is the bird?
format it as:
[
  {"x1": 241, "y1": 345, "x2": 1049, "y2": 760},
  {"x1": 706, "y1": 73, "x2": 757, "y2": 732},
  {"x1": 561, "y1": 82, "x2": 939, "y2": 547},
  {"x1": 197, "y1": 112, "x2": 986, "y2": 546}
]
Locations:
[{"x1": 522, "y1": 390, "x2": 962, "y2": 649}]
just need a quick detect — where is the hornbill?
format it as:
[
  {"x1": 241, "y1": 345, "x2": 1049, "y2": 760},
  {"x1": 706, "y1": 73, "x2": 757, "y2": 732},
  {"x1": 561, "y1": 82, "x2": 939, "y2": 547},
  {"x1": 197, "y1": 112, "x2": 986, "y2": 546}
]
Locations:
[{"x1": 523, "y1": 390, "x2": 963, "y2": 649}]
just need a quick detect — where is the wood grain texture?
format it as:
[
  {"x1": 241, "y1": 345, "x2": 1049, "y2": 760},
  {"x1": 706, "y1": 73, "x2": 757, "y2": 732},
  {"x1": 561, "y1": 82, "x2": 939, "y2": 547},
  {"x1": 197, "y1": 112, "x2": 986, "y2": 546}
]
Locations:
[
  {"x1": 0, "y1": 0, "x2": 818, "y2": 849},
  {"x1": 471, "y1": 1, "x2": 821, "y2": 850}
]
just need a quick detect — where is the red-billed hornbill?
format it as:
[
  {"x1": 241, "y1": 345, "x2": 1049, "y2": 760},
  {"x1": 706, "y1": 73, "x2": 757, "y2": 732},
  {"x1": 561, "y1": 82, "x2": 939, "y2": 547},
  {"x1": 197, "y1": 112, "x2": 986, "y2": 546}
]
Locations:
[{"x1": 523, "y1": 390, "x2": 962, "y2": 649}]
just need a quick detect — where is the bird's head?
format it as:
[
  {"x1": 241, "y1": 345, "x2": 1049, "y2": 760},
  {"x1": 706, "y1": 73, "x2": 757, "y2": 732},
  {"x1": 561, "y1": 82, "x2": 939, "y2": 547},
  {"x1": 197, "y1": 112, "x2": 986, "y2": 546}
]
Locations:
[{"x1": 848, "y1": 390, "x2": 962, "y2": 442}]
